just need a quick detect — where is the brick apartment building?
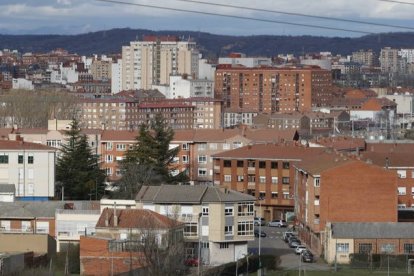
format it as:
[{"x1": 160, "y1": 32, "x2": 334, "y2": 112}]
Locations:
[
  {"x1": 214, "y1": 65, "x2": 332, "y2": 114},
  {"x1": 362, "y1": 142, "x2": 414, "y2": 210},
  {"x1": 294, "y1": 154, "x2": 398, "y2": 255},
  {"x1": 212, "y1": 143, "x2": 326, "y2": 220}
]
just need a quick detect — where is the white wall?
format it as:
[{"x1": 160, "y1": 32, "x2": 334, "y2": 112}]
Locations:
[
  {"x1": 111, "y1": 59, "x2": 123, "y2": 94},
  {"x1": 12, "y1": 78, "x2": 34, "y2": 90}
]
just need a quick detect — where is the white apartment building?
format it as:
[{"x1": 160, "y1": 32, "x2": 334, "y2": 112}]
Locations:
[
  {"x1": 121, "y1": 37, "x2": 199, "y2": 90},
  {"x1": 218, "y1": 56, "x2": 272, "y2": 68},
  {"x1": 0, "y1": 140, "x2": 56, "y2": 200},
  {"x1": 168, "y1": 75, "x2": 214, "y2": 99},
  {"x1": 12, "y1": 78, "x2": 34, "y2": 90},
  {"x1": 399, "y1": 49, "x2": 414, "y2": 64},
  {"x1": 111, "y1": 59, "x2": 122, "y2": 94}
]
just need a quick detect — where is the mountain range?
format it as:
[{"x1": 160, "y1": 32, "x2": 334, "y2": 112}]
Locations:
[{"x1": 1, "y1": 28, "x2": 414, "y2": 57}]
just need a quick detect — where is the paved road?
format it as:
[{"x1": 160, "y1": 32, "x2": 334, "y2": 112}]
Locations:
[{"x1": 248, "y1": 226, "x2": 330, "y2": 271}]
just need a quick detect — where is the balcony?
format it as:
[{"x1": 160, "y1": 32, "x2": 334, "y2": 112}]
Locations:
[
  {"x1": 248, "y1": 182, "x2": 256, "y2": 187},
  {"x1": 0, "y1": 228, "x2": 47, "y2": 234},
  {"x1": 314, "y1": 219, "x2": 320, "y2": 225},
  {"x1": 248, "y1": 167, "x2": 255, "y2": 174},
  {"x1": 213, "y1": 165, "x2": 220, "y2": 172}
]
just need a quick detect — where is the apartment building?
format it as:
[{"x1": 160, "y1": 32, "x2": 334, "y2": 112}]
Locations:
[
  {"x1": 168, "y1": 75, "x2": 214, "y2": 99},
  {"x1": 55, "y1": 201, "x2": 100, "y2": 252},
  {"x1": 212, "y1": 143, "x2": 326, "y2": 221},
  {"x1": 214, "y1": 65, "x2": 332, "y2": 113},
  {"x1": 136, "y1": 184, "x2": 255, "y2": 265},
  {"x1": 380, "y1": 47, "x2": 405, "y2": 73},
  {"x1": 90, "y1": 58, "x2": 112, "y2": 81},
  {"x1": 363, "y1": 142, "x2": 414, "y2": 211},
  {"x1": 121, "y1": 36, "x2": 199, "y2": 90},
  {"x1": 0, "y1": 139, "x2": 56, "y2": 200},
  {"x1": 351, "y1": 49, "x2": 378, "y2": 67},
  {"x1": 295, "y1": 154, "x2": 398, "y2": 255}
]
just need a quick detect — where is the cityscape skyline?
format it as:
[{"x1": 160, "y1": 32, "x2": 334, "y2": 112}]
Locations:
[{"x1": 1, "y1": 0, "x2": 414, "y2": 36}]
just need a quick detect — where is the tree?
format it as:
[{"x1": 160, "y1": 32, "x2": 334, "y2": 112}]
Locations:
[
  {"x1": 56, "y1": 119, "x2": 106, "y2": 200},
  {"x1": 114, "y1": 114, "x2": 188, "y2": 199}
]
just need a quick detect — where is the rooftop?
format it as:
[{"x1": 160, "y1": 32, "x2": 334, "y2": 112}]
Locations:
[
  {"x1": 331, "y1": 222, "x2": 414, "y2": 239},
  {"x1": 136, "y1": 184, "x2": 255, "y2": 204}
]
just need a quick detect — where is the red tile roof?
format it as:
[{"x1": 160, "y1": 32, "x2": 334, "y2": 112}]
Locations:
[
  {"x1": 0, "y1": 140, "x2": 55, "y2": 150},
  {"x1": 313, "y1": 136, "x2": 366, "y2": 151},
  {"x1": 212, "y1": 142, "x2": 326, "y2": 160},
  {"x1": 101, "y1": 130, "x2": 138, "y2": 141},
  {"x1": 96, "y1": 208, "x2": 182, "y2": 229}
]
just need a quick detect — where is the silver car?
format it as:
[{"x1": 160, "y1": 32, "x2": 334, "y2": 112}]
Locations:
[{"x1": 268, "y1": 219, "x2": 287, "y2": 227}]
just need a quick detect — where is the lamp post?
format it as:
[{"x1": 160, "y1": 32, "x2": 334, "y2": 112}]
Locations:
[
  {"x1": 258, "y1": 197, "x2": 264, "y2": 276},
  {"x1": 198, "y1": 212, "x2": 202, "y2": 276}
]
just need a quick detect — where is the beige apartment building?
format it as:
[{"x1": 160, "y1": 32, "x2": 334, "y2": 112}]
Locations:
[
  {"x1": 136, "y1": 185, "x2": 255, "y2": 265},
  {"x1": 121, "y1": 36, "x2": 199, "y2": 90}
]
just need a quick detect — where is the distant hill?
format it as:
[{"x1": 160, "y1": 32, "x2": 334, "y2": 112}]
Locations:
[{"x1": 1, "y1": 28, "x2": 414, "y2": 57}]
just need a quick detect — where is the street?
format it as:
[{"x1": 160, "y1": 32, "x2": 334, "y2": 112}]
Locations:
[{"x1": 248, "y1": 226, "x2": 331, "y2": 271}]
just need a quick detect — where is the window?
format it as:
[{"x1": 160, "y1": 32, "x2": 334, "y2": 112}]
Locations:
[
  {"x1": 412, "y1": 171, "x2": 414, "y2": 178},
  {"x1": 116, "y1": 144, "x2": 126, "y2": 151},
  {"x1": 209, "y1": 143, "x2": 217, "y2": 150},
  {"x1": 202, "y1": 207, "x2": 209, "y2": 216},
  {"x1": 105, "y1": 142, "x2": 113, "y2": 150},
  {"x1": 272, "y1": 177, "x2": 278, "y2": 184},
  {"x1": 223, "y1": 143, "x2": 230, "y2": 150},
  {"x1": 198, "y1": 168, "x2": 207, "y2": 177},
  {"x1": 224, "y1": 226, "x2": 233, "y2": 236},
  {"x1": 398, "y1": 187, "x2": 406, "y2": 195},
  {"x1": 182, "y1": 143, "x2": 189, "y2": 150},
  {"x1": 198, "y1": 155, "x2": 207, "y2": 164},
  {"x1": 247, "y1": 160, "x2": 255, "y2": 168},
  {"x1": 359, "y1": 243, "x2": 372, "y2": 253},
  {"x1": 28, "y1": 169, "x2": 34, "y2": 180},
  {"x1": 36, "y1": 221, "x2": 49, "y2": 234},
  {"x1": 314, "y1": 196, "x2": 320, "y2": 206},
  {"x1": 220, "y1": 243, "x2": 229, "y2": 249},
  {"x1": 184, "y1": 223, "x2": 198, "y2": 237},
  {"x1": 18, "y1": 154, "x2": 23, "y2": 164},
  {"x1": 238, "y1": 202, "x2": 254, "y2": 216},
  {"x1": 259, "y1": 161, "x2": 266, "y2": 168},
  {"x1": 283, "y1": 192, "x2": 290, "y2": 199},
  {"x1": 225, "y1": 207, "x2": 233, "y2": 216},
  {"x1": 106, "y1": 155, "x2": 113, "y2": 163},
  {"x1": 105, "y1": 168, "x2": 113, "y2": 176},
  {"x1": 259, "y1": 191, "x2": 266, "y2": 198},
  {"x1": 237, "y1": 221, "x2": 254, "y2": 236},
  {"x1": 404, "y1": 244, "x2": 414, "y2": 254},
  {"x1": 271, "y1": 162, "x2": 278, "y2": 169},
  {"x1": 397, "y1": 170, "x2": 407, "y2": 178},
  {"x1": 237, "y1": 160, "x2": 244, "y2": 167},
  {"x1": 0, "y1": 154, "x2": 9, "y2": 164},
  {"x1": 336, "y1": 243, "x2": 349, "y2": 253},
  {"x1": 282, "y1": 162, "x2": 290, "y2": 169},
  {"x1": 28, "y1": 154, "x2": 34, "y2": 164},
  {"x1": 182, "y1": 155, "x2": 188, "y2": 163},
  {"x1": 380, "y1": 244, "x2": 395, "y2": 253},
  {"x1": 314, "y1": 178, "x2": 320, "y2": 187},
  {"x1": 237, "y1": 175, "x2": 244, "y2": 182},
  {"x1": 271, "y1": 192, "x2": 278, "y2": 199},
  {"x1": 282, "y1": 177, "x2": 290, "y2": 184},
  {"x1": 21, "y1": 221, "x2": 31, "y2": 232},
  {"x1": 233, "y1": 141, "x2": 242, "y2": 149},
  {"x1": 259, "y1": 176, "x2": 266, "y2": 183},
  {"x1": 224, "y1": 175, "x2": 231, "y2": 182},
  {"x1": 224, "y1": 160, "x2": 232, "y2": 167},
  {"x1": 198, "y1": 143, "x2": 207, "y2": 150}
]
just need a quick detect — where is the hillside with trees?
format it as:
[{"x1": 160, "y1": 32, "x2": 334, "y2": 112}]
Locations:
[{"x1": 1, "y1": 28, "x2": 414, "y2": 57}]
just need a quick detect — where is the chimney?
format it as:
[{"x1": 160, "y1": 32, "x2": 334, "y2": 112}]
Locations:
[
  {"x1": 105, "y1": 208, "x2": 109, "y2": 227},
  {"x1": 114, "y1": 202, "x2": 118, "y2": 227},
  {"x1": 385, "y1": 157, "x2": 389, "y2": 169}
]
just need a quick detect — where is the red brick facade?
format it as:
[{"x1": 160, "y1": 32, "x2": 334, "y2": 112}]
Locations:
[{"x1": 80, "y1": 236, "x2": 145, "y2": 276}]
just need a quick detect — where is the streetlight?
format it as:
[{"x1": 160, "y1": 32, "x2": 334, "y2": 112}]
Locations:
[
  {"x1": 198, "y1": 212, "x2": 202, "y2": 276},
  {"x1": 257, "y1": 197, "x2": 264, "y2": 276}
]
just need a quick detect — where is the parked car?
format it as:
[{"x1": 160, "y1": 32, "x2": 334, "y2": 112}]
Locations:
[
  {"x1": 301, "y1": 250, "x2": 314, "y2": 263},
  {"x1": 268, "y1": 219, "x2": 287, "y2": 227},
  {"x1": 287, "y1": 235, "x2": 298, "y2": 243},
  {"x1": 184, "y1": 257, "x2": 199, "y2": 267},
  {"x1": 289, "y1": 238, "x2": 301, "y2": 248},
  {"x1": 295, "y1": 245, "x2": 307, "y2": 255},
  {"x1": 254, "y1": 217, "x2": 266, "y2": 226},
  {"x1": 254, "y1": 229, "x2": 267, "y2": 237},
  {"x1": 283, "y1": 231, "x2": 294, "y2": 242}
]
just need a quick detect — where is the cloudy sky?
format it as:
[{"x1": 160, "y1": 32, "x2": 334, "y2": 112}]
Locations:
[{"x1": 1, "y1": 0, "x2": 414, "y2": 37}]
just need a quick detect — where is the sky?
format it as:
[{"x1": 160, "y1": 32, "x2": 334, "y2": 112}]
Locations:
[{"x1": 1, "y1": 0, "x2": 414, "y2": 37}]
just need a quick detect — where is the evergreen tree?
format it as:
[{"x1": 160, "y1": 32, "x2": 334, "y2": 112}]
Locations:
[
  {"x1": 115, "y1": 114, "x2": 188, "y2": 199},
  {"x1": 56, "y1": 120, "x2": 106, "y2": 200}
]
